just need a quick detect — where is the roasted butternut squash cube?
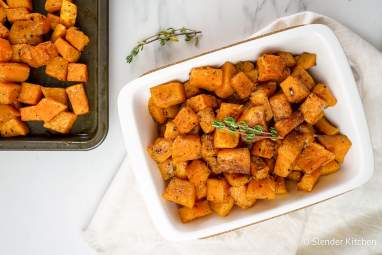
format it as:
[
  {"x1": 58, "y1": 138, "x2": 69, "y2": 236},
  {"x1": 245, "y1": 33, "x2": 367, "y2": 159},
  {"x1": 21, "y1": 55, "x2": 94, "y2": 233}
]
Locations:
[
  {"x1": 295, "y1": 143, "x2": 335, "y2": 174},
  {"x1": 173, "y1": 106, "x2": 198, "y2": 134},
  {"x1": 20, "y1": 105, "x2": 40, "y2": 121},
  {"x1": 51, "y1": 23, "x2": 66, "y2": 42},
  {"x1": 206, "y1": 178, "x2": 230, "y2": 203},
  {"x1": 163, "y1": 121, "x2": 178, "y2": 140},
  {"x1": 251, "y1": 139, "x2": 275, "y2": 159},
  {"x1": 0, "y1": 23, "x2": 9, "y2": 38},
  {"x1": 287, "y1": 170, "x2": 302, "y2": 182},
  {"x1": 60, "y1": 0, "x2": 76, "y2": 27},
  {"x1": 35, "y1": 97, "x2": 67, "y2": 122},
  {"x1": 172, "y1": 135, "x2": 201, "y2": 162},
  {"x1": 275, "y1": 176, "x2": 287, "y2": 194},
  {"x1": 6, "y1": 8, "x2": 30, "y2": 23},
  {"x1": 0, "y1": 38, "x2": 12, "y2": 62},
  {"x1": 201, "y1": 134, "x2": 217, "y2": 159},
  {"x1": 7, "y1": 0, "x2": 32, "y2": 10},
  {"x1": 163, "y1": 177, "x2": 195, "y2": 208},
  {"x1": 247, "y1": 177, "x2": 276, "y2": 200},
  {"x1": 216, "y1": 103, "x2": 243, "y2": 121},
  {"x1": 277, "y1": 51, "x2": 296, "y2": 67},
  {"x1": 235, "y1": 61, "x2": 255, "y2": 72},
  {"x1": 184, "y1": 80, "x2": 200, "y2": 98},
  {"x1": 189, "y1": 66, "x2": 223, "y2": 91},
  {"x1": 11, "y1": 44, "x2": 28, "y2": 62},
  {"x1": 314, "y1": 116, "x2": 339, "y2": 135},
  {"x1": 0, "y1": 104, "x2": 20, "y2": 126},
  {"x1": 217, "y1": 148, "x2": 251, "y2": 174},
  {"x1": 250, "y1": 90, "x2": 273, "y2": 121},
  {"x1": 257, "y1": 54, "x2": 286, "y2": 82},
  {"x1": 280, "y1": 76, "x2": 310, "y2": 103},
  {"x1": 45, "y1": 0, "x2": 66, "y2": 12},
  {"x1": 66, "y1": 83, "x2": 89, "y2": 115},
  {"x1": 291, "y1": 65, "x2": 315, "y2": 90},
  {"x1": 148, "y1": 97, "x2": 166, "y2": 124},
  {"x1": 274, "y1": 131, "x2": 305, "y2": 177},
  {"x1": 317, "y1": 134, "x2": 352, "y2": 163},
  {"x1": 274, "y1": 111, "x2": 304, "y2": 137},
  {"x1": 198, "y1": 107, "x2": 215, "y2": 134},
  {"x1": 231, "y1": 72, "x2": 254, "y2": 99},
  {"x1": 150, "y1": 81, "x2": 186, "y2": 108},
  {"x1": 312, "y1": 83, "x2": 337, "y2": 106},
  {"x1": 238, "y1": 105, "x2": 266, "y2": 128},
  {"x1": 215, "y1": 62, "x2": 236, "y2": 98},
  {"x1": 147, "y1": 137, "x2": 172, "y2": 163},
  {"x1": 210, "y1": 196, "x2": 234, "y2": 217},
  {"x1": 297, "y1": 52, "x2": 316, "y2": 69},
  {"x1": 174, "y1": 161, "x2": 188, "y2": 179},
  {"x1": 0, "y1": 63, "x2": 30, "y2": 82},
  {"x1": 65, "y1": 27, "x2": 90, "y2": 51},
  {"x1": 0, "y1": 82, "x2": 20, "y2": 104},
  {"x1": 269, "y1": 93, "x2": 292, "y2": 121},
  {"x1": 43, "y1": 111, "x2": 77, "y2": 134},
  {"x1": 300, "y1": 93, "x2": 327, "y2": 124},
  {"x1": 229, "y1": 185, "x2": 256, "y2": 209},
  {"x1": 319, "y1": 160, "x2": 340, "y2": 176},
  {"x1": 9, "y1": 20, "x2": 43, "y2": 45},
  {"x1": 46, "y1": 13, "x2": 60, "y2": 29},
  {"x1": 164, "y1": 105, "x2": 179, "y2": 119},
  {"x1": 205, "y1": 156, "x2": 220, "y2": 174},
  {"x1": 187, "y1": 94, "x2": 217, "y2": 112},
  {"x1": 187, "y1": 160, "x2": 210, "y2": 199},
  {"x1": 224, "y1": 173, "x2": 250, "y2": 187},
  {"x1": 250, "y1": 156, "x2": 270, "y2": 179},
  {"x1": 54, "y1": 37, "x2": 80, "y2": 62},
  {"x1": 156, "y1": 159, "x2": 174, "y2": 181},
  {"x1": 0, "y1": 118, "x2": 28, "y2": 137},
  {"x1": 297, "y1": 170, "x2": 321, "y2": 192},
  {"x1": 295, "y1": 123, "x2": 315, "y2": 144},
  {"x1": 45, "y1": 56, "x2": 68, "y2": 81},
  {"x1": 18, "y1": 82, "x2": 42, "y2": 105},
  {"x1": 178, "y1": 200, "x2": 212, "y2": 223},
  {"x1": 67, "y1": 63, "x2": 88, "y2": 82},
  {"x1": 20, "y1": 41, "x2": 59, "y2": 68},
  {"x1": 213, "y1": 128, "x2": 240, "y2": 149},
  {"x1": 256, "y1": 81, "x2": 277, "y2": 97},
  {"x1": 41, "y1": 87, "x2": 67, "y2": 105}
]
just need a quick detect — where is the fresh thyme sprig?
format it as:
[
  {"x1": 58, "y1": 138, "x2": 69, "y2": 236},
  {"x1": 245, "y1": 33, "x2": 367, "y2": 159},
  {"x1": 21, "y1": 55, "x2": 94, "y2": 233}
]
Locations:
[
  {"x1": 126, "y1": 27, "x2": 202, "y2": 63},
  {"x1": 212, "y1": 117, "x2": 281, "y2": 142}
]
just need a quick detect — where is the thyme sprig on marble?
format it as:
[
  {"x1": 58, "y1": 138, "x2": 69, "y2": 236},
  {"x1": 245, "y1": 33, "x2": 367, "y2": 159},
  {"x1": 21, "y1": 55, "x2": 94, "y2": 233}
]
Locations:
[
  {"x1": 212, "y1": 117, "x2": 281, "y2": 142},
  {"x1": 126, "y1": 27, "x2": 202, "y2": 63}
]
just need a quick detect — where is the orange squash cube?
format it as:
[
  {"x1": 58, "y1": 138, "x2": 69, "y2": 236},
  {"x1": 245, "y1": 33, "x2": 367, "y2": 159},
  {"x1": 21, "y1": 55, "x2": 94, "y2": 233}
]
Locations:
[
  {"x1": 20, "y1": 105, "x2": 41, "y2": 121},
  {"x1": 178, "y1": 200, "x2": 211, "y2": 223},
  {"x1": 66, "y1": 83, "x2": 89, "y2": 115},
  {"x1": 65, "y1": 27, "x2": 90, "y2": 51},
  {"x1": 172, "y1": 135, "x2": 201, "y2": 162},
  {"x1": 207, "y1": 178, "x2": 230, "y2": 203},
  {"x1": 300, "y1": 93, "x2": 327, "y2": 124},
  {"x1": 41, "y1": 87, "x2": 68, "y2": 105},
  {"x1": 18, "y1": 82, "x2": 42, "y2": 105},
  {"x1": 67, "y1": 63, "x2": 88, "y2": 82},
  {"x1": 247, "y1": 177, "x2": 276, "y2": 200},
  {"x1": 173, "y1": 106, "x2": 198, "y2": 134},
  {"x1": 257, "y1": 54, "x2": 286, "y2": 82},
  {"x1": 45, "y1": 56, "x2": 68, "y2": 81},
  {"x1": 189, "y1": 66, "x2": 223, "y2": 91},
  {"x1": 231, "y1": 72, "x2": 254, "y2": 99},
  {"x1": 186, "y1": 160, "x2": 210, "y2": 199},
  {"x1": 280, "y1": 76, "x2": 310, "y2": 103},
  {"x1": 0, "y1": 118, "x2": 29, "y2": 137},
  {"x1": 150, "y1": 81, "x2": 186, "y2": 108},
  {"x1": 36, "y1": 97, "x2": 67, "y2": 122},
  {"x1": 213, "y1": 128, "x2": 240, "y2": 149},
  {"x1": 215, "y1": 62, "x2": 236, "y2": 98},
  {"x1": 163, "y1": 177, "x2": 195, "y2": 208},
  {"x1": 0, "y1": 82, "x2": 20, "y2": 104},
  {"x1": 43, "y1": 111, "x2": 77, "y2": 134},
  {"x1": 54, "y1": 37, "x2": 80, "y2": 62}
]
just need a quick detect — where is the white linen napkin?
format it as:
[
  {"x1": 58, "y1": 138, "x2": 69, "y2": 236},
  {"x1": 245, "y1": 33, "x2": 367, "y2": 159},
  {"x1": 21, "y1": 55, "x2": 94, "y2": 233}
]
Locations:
[{"x1": 83, "y1": 11, "x2": 382, "y2": 255}]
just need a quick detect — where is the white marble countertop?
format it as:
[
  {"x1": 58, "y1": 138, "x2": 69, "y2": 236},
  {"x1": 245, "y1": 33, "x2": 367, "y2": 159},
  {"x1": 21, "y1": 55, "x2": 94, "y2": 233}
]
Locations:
[{"x1": 0, "y1": 0, "x2": 381, "y2": 254}]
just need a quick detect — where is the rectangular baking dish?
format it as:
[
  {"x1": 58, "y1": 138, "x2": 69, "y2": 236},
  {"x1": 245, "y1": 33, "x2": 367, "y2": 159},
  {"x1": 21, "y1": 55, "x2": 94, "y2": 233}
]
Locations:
[
  {"x1": 0, "y1": 0, "x2": 108, "y2": 150},
  {"x1": 118, "y1": 24, "x2": 374, "y2": 240}
]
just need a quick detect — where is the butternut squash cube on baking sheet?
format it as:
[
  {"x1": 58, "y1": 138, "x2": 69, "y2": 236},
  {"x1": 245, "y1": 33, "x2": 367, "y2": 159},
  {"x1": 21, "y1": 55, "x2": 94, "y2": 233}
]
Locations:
[
  {"x1": 319, "y1": 160, "x2": 340, "y2": 176},
  {"x1": 66, "y1": 83, "x2": 89, "y2": 115},
  {"x1": 186, "y1": 160, "x2": 210, "y2": 199},
  {"x1": 216, "y1": 103, "x2": 243, "y2": 121},
  {"x1": 280, "y1": 76, "x2": 310, "y2": 103},
  {"x1": 297, "y1": 170, "x2": 321, "y2": 192},
  {"x1": 172, "y1": 135, "x2": 201, "y2": 162},
  {"x1": 257, "y1": 54, "x2": 286, "y2": 82},
  {"x1": 54, "y1": 37, "x2": 80, "y2": 62},
  {"x1": 247, "y1": 177, "x2": 276, "y2": 200},
  {"x1": 150, "y1": 81, "x2": 185, "y2": 108},
  {"x1": 207, "y1": 178, "x2": 230, "y2": 203},
  {"x1": 46, "y1": 13, "x2": 60, "y2": 30},
  {"x1": 11, "y1": 44, "x2": 28, "y2": 62},
  {"x1": 20, "y1": 105, "x2": 40, "y2": 121},
  {"x1": 43, "y1": 111, "x2": 77, "y2": 134},
  {"x1": 295, "y1": 142, "x2": 335, "y2": 174},
  {"x1": 67, "y1": 63, "x2": 88, "y2": 82},
  {"x1": 312, "y1": 83, "x2": 337, "y2": 107},
  {"x1": 178, "y1": 200, "x2": 212, "y2": 223},
  {"x1": 238, "y1": 105, "x2": 267, "y2": 128},
  {"x1": 224, "y1": 173, "x2": 250, "y2": 187},
  {"x1": 41, "y1": 87, "x2": 68, "y2": 105},
  {"x1": 60, "y1": 0, "x2": 77, "y2": 27},
  {"x1": 229, "y1": 185, "x2": 256, "y2": 209},
  {"x1": 173, "y1": 106, "x2": 198, "y2": 134},
  {"x1": 6, "y1": 8, "x2": 30, "y2": 23},
  {"x1": 198, "y1": 107, "x2": 215, "y2": 134},
  {"x1": 269, "y1": 93, "x2": 292, "y2": 121},
  {"x1": 314, "y1": 116, "x2": 339, "y2": 135},
  {"x1": 0, "y1": 38, "x2": 12, "y2": 62},
  {"x1": 217, "y1": 148, "x2": 251, "y2": 175},
  {"x1": 189, "y1": 66, "x2": 223, "y2": 91},
  {"x1": 210, "y1": 196, "x2": 234, "y2": 217},
  {"x1": 8, "y1": 20, "x2": 43, "y2": 45},
  {"x1": 65, "y1": 27, "x2": 90, "y2": 51},
  {"x1": 0, "y1": 63, "x2": 30, "y2": 82},
  {"x1": 317, "y1": 134, "x2": 352, "y2": 163},
  {"x1": 274, "y1": 131, "x2": 305, "y2": 177},
  {"x1": 277, "y1": 51, "x2": 296, "y2": 67},
  {"x1": 18, "y1": 82, "x2": 42, "y2": 105},
  {"x1": 51, "y1": 24, "x2": 67, "y2": 42},
  {"x1": 251, "y1": 139, "x2": 275, "y2": 159},
  {"x1": 296, "y1": 52, "x2": 316, "y2": 69},
  {"x1": 46, "y1": 56, "x2": 68, "y2": 81},
  {"x1": 163, "y1": 177, "x2": 195, "y2": 208},
  {"x1": 274, "y1": 111, "x2": 304, "y2": 138},
  {"x1": 36, "y1": 97, "x2": 67, "y2": 122},
  {"x1": 20, "y1": 41, "x2": 59, "y2": 68},
  {"x1": 231, "y1": 72, "x2": 254, "y2": 99},
  {"x1": 291, "y1": 65, "x2": 315, "y2": 90},
  {"x1": 7, "y1": 0, "x2": 32, "y2": 10},
  {"x1": 215, "y1": 62, "x2": 236, "y2": 98},
  {"x1": 147, "y1": 137, "x2": 172, "y2": 163},
  {"x1": 0, "y1": 23, "x2": 9, "y2": 38},
  {"x1": 45, "y1": 0, "x2": 67, "y2": 12},
  {"x1": 0, "y1": 118, "x2": 29, "y2": 137},
  {"x1": 187, "y1": 94, "x2": 217, "y2": 112},
  {"x1": 300, "y1": 93, "x2": 327, "y2": 124},
  {"x1": 213, "y1": 128, "x2": 240, "y2": 149},
  {"x1": 0, "y1": 104, "x2": 20, "y2": 126},
  {"x1": 0, "y1": 82, "x2": 20, "y2": 104}
]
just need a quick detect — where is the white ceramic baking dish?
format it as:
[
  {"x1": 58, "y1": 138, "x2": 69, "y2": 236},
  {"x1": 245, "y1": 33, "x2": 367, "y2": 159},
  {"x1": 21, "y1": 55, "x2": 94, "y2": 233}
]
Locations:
[{"x1": 118, "y1": 24, "x2": 374, "y2": 241}]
